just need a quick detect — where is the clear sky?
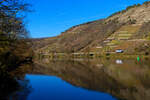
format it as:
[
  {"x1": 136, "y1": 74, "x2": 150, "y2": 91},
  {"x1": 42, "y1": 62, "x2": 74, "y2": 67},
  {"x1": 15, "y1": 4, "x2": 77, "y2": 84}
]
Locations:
[{"x1": 26, "y1": 0, "x2": 149, "y2": 38}]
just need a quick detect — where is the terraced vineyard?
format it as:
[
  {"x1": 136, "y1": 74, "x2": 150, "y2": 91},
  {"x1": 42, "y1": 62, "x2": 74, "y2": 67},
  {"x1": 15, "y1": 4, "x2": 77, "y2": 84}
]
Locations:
[
  {"x1": 33, "y1": 2, "x2": 150, "y2": 56},
  {"x1": 94, "y1": 24, "x2": 149, "y2": 53}
]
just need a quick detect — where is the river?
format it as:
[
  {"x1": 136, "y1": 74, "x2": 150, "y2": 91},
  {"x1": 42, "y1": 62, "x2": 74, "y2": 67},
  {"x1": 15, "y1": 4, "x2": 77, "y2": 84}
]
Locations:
[{"x1": 1, "y1": 58, "x2": 150, "y2": 100}]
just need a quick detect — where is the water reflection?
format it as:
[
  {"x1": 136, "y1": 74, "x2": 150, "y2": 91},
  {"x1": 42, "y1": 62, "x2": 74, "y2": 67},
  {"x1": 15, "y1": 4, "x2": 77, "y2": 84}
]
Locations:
[
  {"x1": 0, "y1": 64, "x2": 32, "y2": 100},
  {"x1": 115, "y1": 59, "x2": 123, "y2": 64},
  {"x1": 32, "y1": 58, "x2": 150, "y2": 100},
  {"x1": 25, "y1": 74, "x2": 116, "y2": 100},
  {"x1": 1, "y1": 58, "x2": 150, "y2": 100}
]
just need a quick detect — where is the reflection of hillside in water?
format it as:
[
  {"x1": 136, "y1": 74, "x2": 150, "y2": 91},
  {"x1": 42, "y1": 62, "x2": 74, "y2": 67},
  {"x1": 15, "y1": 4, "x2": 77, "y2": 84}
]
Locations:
[{"x1": 32, "y1": 58, "x2": 150, "y2": 100}]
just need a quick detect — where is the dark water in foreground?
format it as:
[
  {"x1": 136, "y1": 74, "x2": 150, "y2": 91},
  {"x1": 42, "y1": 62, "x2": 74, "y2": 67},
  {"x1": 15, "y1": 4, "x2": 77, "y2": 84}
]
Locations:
[{"x1": 1, "y1": 58, "x2": 150, "y2": 100}]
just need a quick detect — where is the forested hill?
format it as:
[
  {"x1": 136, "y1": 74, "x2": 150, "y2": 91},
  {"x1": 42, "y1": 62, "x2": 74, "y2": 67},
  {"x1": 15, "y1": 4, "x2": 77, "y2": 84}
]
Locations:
[{"x1": 33, "y1": 1, "x2": 150, "y2": 55}]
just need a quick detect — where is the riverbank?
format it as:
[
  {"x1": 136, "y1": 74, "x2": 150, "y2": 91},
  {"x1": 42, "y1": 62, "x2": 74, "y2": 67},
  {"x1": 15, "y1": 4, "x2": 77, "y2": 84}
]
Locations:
[{"x1": 35, "y1": 52, "x2": 150, "y2": 60}]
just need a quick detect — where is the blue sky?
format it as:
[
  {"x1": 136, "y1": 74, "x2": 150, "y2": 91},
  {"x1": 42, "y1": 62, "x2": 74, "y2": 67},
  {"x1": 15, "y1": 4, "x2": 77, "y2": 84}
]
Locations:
[{"x1": 26, "y1": 0, "x2": 149, "y2": 38}]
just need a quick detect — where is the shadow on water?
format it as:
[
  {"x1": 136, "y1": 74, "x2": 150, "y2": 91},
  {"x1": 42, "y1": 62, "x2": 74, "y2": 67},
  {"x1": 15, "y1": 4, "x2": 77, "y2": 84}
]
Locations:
[
  {"x1": 0, "y1": 64, "x2": 32, "y2": 100},
  {"x1": 1, "y1": 58, "x2": 150, "y2": 100}
]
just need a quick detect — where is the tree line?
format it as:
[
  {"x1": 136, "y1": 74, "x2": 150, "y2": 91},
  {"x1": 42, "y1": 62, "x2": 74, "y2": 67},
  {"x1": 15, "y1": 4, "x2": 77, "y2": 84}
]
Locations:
[{"x1": 0, "y1": 0, "x2": 33, "y2": 72}]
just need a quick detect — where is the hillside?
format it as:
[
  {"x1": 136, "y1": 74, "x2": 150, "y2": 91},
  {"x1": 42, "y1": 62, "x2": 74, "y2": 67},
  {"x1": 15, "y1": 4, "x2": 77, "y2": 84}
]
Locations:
[{"x1": 33, "y1": 1, "x2": 150, "y2": 55}]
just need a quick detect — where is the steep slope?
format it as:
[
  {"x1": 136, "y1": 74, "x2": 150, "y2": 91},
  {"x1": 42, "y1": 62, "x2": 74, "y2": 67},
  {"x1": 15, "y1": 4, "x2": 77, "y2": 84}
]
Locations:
[
  {"x1": 33, "y1": 19, "x2": 123, "y2": 53},
  {"x1": 33, "y1": 1, "x2": 150, "y2": 55}
]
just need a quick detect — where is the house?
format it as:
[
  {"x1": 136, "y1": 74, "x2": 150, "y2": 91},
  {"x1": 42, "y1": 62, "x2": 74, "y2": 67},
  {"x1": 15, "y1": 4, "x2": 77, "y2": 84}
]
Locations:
[{"x1": 116, "y1": 49, "x2": 124, "y2": 53}]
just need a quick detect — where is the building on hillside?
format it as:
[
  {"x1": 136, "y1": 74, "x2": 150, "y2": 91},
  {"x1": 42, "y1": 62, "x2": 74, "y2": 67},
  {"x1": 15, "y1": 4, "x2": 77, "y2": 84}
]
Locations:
[{"x1": 115, "y1": 49, "x2": 124, "y2": 53}]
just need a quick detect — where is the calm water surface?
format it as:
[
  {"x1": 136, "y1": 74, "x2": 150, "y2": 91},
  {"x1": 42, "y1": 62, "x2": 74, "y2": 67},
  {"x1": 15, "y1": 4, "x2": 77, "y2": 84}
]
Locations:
[
  {"x1": 26, "y1": 75, "x2": 116, "y2": 100},
  {"x1": 2, "y1": 58, "x2": 150, "y2": 100}
]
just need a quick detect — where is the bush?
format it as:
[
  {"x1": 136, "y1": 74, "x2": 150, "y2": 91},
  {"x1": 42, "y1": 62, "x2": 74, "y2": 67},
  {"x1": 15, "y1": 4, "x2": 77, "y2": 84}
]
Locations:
[
  {"x1": 145, "y1": 52, "x2": 149, "y2": 55},
  {"x1": 128, "y1": 19, "x2": 137, "y2": 24}
]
